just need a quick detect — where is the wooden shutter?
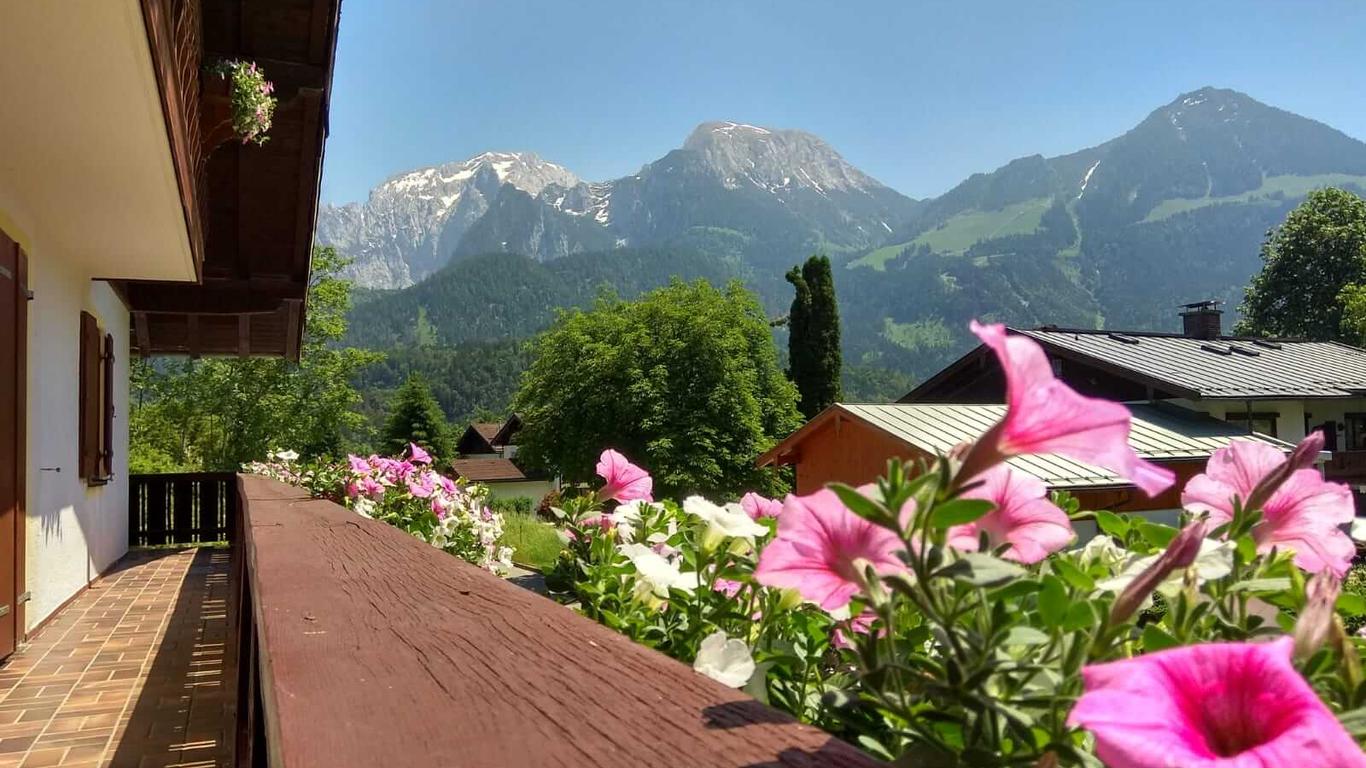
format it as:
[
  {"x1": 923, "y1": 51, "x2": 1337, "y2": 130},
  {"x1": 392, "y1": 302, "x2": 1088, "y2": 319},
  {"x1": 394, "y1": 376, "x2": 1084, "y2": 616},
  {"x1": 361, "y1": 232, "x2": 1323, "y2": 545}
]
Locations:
[
  {"x1": 101, "y1": 333, "x2": 114, "y2": 478},
  {"x1": 78, "y1": 311, "x2": 101, "y2": 482}
]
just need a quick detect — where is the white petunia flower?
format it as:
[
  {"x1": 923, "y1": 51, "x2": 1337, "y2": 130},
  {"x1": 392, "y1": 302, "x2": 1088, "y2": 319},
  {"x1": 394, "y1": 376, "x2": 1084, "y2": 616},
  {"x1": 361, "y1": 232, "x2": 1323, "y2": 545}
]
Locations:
[
  {"x1": 1352, "y1": 518, "x2": 1366, "y2": 543},
  {"x1": 684, "y1": 496, "x2": 768, "y2": 546},
  {"x1": 1097, "y1": 538, "x2": 1235, "y2": 597},
  {"x1": 275, "y1": 449, "x2": 300, "y2": 462},
  {"x1": 618, "y1": 543, "x2": 699, "y2": 597},
  {"x1": 693, "y1": 631, "x2": 756, "y2": 688}
]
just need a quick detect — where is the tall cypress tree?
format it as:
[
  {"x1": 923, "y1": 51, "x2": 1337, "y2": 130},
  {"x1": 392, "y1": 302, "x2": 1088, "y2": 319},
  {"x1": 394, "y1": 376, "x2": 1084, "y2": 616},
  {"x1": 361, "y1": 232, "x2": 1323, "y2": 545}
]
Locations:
[
  {"x1": 382, "y1": 372, "x2": 454, "y2": 460},
  {"x1": 786, "y1": 255, "x2": 842, "y2": 419}
]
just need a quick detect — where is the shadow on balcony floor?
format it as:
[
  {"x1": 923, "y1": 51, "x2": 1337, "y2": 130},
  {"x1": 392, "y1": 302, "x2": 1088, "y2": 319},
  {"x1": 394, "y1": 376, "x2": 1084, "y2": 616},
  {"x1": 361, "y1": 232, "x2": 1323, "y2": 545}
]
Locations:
[{"x1": 0, "y1": 547, "x2": 235, "y2": 767}]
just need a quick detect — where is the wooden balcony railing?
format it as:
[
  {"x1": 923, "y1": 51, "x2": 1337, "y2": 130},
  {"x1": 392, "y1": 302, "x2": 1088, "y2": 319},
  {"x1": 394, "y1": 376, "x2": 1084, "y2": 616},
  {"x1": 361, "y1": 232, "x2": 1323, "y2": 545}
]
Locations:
[
  {"x1": 233, "y1": 474, "x2": 879, "y2": 767},
  {"x1": 129, "y1": 472, "x2": 238, "y2": 546}
]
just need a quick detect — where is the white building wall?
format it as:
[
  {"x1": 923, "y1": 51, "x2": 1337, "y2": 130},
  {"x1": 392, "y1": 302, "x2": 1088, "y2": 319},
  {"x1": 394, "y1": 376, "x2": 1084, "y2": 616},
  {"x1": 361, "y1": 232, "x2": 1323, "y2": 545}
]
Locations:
[{"x1": 23, "y1": 249, "x2": 130, "y2": 633}]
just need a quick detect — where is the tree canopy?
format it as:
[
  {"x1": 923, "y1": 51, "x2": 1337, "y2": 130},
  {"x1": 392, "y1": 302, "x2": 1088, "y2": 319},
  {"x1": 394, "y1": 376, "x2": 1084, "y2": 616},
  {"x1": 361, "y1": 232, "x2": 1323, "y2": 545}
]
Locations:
[
  {"x1": 786, "y1": 255, "x2": 841, "y2": 419},
  {"x1": 381, "y1": 372, "x2": 454, "y2": 461},
  {"x1": 129, "y1": 246, "x2": 381, "y2": 471},
  {"x1": 512, "y1": 280, "x2": 802, "y2": 498},
  {"x1": 1237, "y1": 187, "x2": 1366, "y2": 341}
]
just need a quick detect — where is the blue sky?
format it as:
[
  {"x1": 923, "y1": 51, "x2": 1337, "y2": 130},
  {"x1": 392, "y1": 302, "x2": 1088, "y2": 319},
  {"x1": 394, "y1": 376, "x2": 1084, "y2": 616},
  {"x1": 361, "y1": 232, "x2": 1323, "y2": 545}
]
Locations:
[{"x1": 320, "y1": 0, "x2": 1366, "y2": 205}]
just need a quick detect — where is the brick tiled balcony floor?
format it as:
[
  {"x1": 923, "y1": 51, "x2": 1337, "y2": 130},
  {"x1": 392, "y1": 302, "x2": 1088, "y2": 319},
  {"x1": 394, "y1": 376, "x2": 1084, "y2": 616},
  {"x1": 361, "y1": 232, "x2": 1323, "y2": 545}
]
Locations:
[{"x1": 0, "y1": 548, "x2": 236, "y2": 767}]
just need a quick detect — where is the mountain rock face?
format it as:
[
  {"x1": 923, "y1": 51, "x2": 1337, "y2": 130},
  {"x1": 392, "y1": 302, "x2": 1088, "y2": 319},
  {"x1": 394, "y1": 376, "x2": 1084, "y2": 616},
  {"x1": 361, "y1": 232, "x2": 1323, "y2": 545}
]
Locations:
[
  {"x1": 321, "y1": 123, "x2": 919, "y2": 287},
  {"x1": 317, "y1": 152, "x2": 579, "y2": 288},
  {"x1": 334, "y1": 88, "x2": 1366, "y2": 381}
]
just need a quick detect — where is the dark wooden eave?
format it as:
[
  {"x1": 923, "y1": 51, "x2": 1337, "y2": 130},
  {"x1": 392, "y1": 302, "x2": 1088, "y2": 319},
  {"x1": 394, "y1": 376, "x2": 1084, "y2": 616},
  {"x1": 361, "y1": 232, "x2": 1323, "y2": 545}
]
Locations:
[{"x1": 120, "y1": 0, "x2": 342, "y2": 361}]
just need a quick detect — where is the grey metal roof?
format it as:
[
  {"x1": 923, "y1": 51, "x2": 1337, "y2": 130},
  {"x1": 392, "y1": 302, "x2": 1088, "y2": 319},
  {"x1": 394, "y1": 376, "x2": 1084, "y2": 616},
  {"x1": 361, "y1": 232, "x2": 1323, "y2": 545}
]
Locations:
[
  {"x1": 840, "y1": 402, "x2": 1291, "y2": 489},
  {"x1": 1019, "y1": 328, "x2": 1366, "y2": 400}
]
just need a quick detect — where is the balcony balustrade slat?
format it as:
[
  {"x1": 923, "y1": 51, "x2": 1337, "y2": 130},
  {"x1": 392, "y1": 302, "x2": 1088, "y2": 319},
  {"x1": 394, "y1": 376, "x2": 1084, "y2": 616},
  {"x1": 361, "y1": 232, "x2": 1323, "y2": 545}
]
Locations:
[{"x1": 236, "y1": 474, "x2": 879, "y2": 767}]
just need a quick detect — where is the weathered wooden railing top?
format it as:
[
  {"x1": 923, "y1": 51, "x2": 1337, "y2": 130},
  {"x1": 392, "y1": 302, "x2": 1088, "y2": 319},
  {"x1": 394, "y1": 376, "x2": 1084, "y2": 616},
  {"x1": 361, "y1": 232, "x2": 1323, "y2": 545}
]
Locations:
[{"x1": 237, "y1": 475, "x2": 880, "y2": 767}]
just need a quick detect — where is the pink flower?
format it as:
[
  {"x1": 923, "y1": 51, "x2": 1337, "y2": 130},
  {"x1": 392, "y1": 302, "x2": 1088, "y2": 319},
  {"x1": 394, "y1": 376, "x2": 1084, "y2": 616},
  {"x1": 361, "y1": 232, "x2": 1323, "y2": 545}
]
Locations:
[
  {"x1": 1068, "y1": 638, "x2": 1366, "y2": 768},
  {"x1": 347, "y1": 454, "x2": 370, "y2": 473},
  {"x1": 754, "y1": 490, "x2": 905, "y2": 611},
  {"x1": 713, "y1": 578, "x2": 744, "y2": 599},
  {"x1": 1182, "y1": 434, "x2": 1354, "y2": 576},
  {"x1": 345, "y1": 481, "x2": 360, "y2": 499},
  {"x1": 596, "y1": 449, "x2": 653, "y2": 503},
  {"x1": 359, "y1": 477, "x2": 385, "y2": 498},
  {"x1": 947, "y1": 465, "x2": 1073, "y2": 564},
  {"x1": 832, "y1": 610, "x2": 883, "y2": 650},
  {"x1": 960, "y1": 321, "x2": 1174, "y2": 497},
  {"x1": 408, "y1": 443, "x2": 432, "y2": 465},
  {"x1": 740, "y1": 492, "x2": 783, "y2": 519}
]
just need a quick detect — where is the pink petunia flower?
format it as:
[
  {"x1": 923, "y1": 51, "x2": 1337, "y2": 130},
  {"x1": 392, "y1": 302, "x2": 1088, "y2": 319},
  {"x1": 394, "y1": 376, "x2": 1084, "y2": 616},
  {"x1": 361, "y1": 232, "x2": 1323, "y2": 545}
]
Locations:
[
  {"x1": 959, "y1": 321, "x2": 1174, "y2": 497},
  {"x1": 408, "y1": 443, "x2": 432, "y2": 465},
  {"x1": 596, "y1": 449, "x2": 653, "y2": 503},
  {"x1": 1182, "y1": 434, "x2": 1354, "y2": 576},
  {"x1": 347, "y1": 454, "x2": 371, "y2": 473},
  {"x1": 1068, "y1": 638, "x2": 1366, "y2": 768},
  {"x1": 712, "y1": 578, "x2": 744, "y2": 599},
  {"x1": 359, "y1": 476, "x2": 385, "y2": 498},
  {"x1": 832, "y1": 610, "x2": 884, "y2": 650},
  {"x1": 754, "y1": 490, "x2": 905, "y2": 611},
  {"x1": 947, "y1": 464, "x2": 1074, "y2": 564},
  {"x1": 740, "y1": 492, "x2": 783, "y2": 519}
]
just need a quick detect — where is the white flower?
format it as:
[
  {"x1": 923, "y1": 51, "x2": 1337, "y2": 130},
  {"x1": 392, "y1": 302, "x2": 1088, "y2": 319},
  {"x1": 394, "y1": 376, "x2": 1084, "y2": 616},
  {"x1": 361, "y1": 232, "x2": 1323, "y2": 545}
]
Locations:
[
  {"x1": 1097, "y1": 538, "x2": 1235, "y2": 597},
  {"x1": 693, "y1": 631, "x2": 755, "y2": 688},
  {"x1": 1077, "y1": 534, "x2": 1126, "y2": 569},
  {"x1": 1352, "y1": 518, "x2": 1366, "y2": 543},
  {"x1": 353, "y1": 497, "x2": 376, "y2": 519},
  {"x1": 609, "y1": 500, "x2": 658, "y2": 543},
  {"x1": 684, "y1": 496, "x2": 768, "y2": 545},
  {"x1": 618, "y1": 542, "x2": 698, "y2": 597},
  {"x1": 274, "y1": 449, "x2": 300, "y2": 462}
]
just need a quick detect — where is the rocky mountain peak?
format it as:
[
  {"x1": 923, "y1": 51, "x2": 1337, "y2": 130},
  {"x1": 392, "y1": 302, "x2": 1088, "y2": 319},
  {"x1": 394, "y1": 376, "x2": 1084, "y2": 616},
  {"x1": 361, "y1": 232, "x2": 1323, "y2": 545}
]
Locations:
[{"x1": 681, "y1": 121, "x2": 881, "y2": 194}]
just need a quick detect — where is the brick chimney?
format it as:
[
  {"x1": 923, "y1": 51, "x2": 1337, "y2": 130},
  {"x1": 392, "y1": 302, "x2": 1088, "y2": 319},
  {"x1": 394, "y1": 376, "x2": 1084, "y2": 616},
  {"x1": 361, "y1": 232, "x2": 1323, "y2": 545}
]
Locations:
[{"x1": 1180, "y1": 300, "x2": 1223, "y2": 340}]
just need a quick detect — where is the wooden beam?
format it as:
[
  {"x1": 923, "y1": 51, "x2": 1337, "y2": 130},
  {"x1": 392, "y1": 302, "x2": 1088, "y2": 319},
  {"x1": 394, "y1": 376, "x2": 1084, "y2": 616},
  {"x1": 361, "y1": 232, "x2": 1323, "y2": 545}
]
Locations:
[
  {"x1": 282, "y1": 300, "x2": 301, "y2": 361},
  {"x1": 122, "y1": 279, "x2": 306, "y2": 315},
  {"x1": 187, "y1": 315, "x2": 200, "y2": 359},
  {"x1": 307, "y1": 0, "x2": 330, "y2": 64},
  {"x1": 291, "y1": 89, "x2": 324, "y2": 281},
  {"x1": 238, "y1": 315, "x2": 251, "y2": 358},
  {"x1": 133, "y1": 312, "x2": 152, "y2": 358}
]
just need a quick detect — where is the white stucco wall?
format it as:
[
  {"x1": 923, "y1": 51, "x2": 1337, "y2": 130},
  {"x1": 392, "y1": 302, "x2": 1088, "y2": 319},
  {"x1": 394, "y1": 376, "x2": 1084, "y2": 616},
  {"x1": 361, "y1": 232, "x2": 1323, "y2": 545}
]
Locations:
[
  {"x1": 1190, "y1": 398, "x2": 1366, "y2": 447},
  {"x1": 23, "y1": 251, "x2": 130, "y2": 633},
  {"x1": 486, "y1": 480, "x2": 557, "y2": 506}
]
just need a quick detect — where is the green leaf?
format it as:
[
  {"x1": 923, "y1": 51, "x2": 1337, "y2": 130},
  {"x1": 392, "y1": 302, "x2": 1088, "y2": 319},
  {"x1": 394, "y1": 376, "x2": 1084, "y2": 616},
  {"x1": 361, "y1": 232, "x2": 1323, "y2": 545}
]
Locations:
[
  {"x1": 936, "y1": 552, "x2": 1026, "y2": 587},
  {"x1": 1338, "y1": 593, "x2": 1366, "y2": 617},
  {"x1": 828, "y1": 483, "x2": 891, "y2": 525},
  {"x1": 1063, "y1": 601, "x2": 1098, "y2": 632},
  {"x1": 1038, "y1": 575, "x2": 1068, "y2": 628},
  {"x1": 988, "y1": 579, "x2": 1043, "y2": 602},
  {"x1": 1003, "y1": 626, "x2": 1050, "y2": 646},
  {"x1": 1141, "y1": 624, "x2": 1180, "y2": 652},
  {"x1": 1228, "y1": 578, "x2": 1292, "y2": 594},
  {"x1": 1137, "y1": 522, "x2": 1178, "y2": 549},
  {"x1": 928, "y1": 498, "x2": 994, "y2": 529},
  {"x1": 1338, "y1": 707, "x2": 1366, "y2": 738},
  {"x1": 1095, "y1": 509, "x2": 1130, "y2": 539},
  {"x1": 1051, "y1": 557, "x2": 1096, "y2": 591}
]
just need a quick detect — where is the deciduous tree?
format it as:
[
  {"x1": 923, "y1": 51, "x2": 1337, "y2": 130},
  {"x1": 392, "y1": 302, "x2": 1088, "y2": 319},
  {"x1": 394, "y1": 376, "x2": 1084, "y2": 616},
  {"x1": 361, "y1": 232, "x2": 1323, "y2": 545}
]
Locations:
[{"x1": 513, "y1": 280, "x2": 801, "y2": 498}]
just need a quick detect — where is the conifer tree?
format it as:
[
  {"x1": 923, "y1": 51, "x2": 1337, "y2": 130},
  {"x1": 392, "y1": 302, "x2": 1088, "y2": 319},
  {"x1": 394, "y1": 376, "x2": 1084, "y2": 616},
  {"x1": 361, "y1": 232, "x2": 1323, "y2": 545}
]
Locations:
[
  {"x1": 786, "y1": 255, "x2": 842, "y2": 419},
  {"x1": 382, "y1": 372, "x2": 454, "y2": 461}
]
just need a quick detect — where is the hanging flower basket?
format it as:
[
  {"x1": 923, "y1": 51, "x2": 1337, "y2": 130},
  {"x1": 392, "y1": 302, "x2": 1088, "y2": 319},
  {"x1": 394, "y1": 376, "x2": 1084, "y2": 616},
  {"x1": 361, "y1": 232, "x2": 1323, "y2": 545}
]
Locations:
[{"x1": 201, "y1": 59, "x2": 276, "y2": 151}]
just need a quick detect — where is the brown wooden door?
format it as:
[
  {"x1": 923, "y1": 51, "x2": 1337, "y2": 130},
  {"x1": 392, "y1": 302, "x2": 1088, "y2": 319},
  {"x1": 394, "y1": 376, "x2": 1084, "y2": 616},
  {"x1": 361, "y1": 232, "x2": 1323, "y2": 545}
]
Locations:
[{"x1": 0, "y1": 231, "x2": 25, "y2": 658}]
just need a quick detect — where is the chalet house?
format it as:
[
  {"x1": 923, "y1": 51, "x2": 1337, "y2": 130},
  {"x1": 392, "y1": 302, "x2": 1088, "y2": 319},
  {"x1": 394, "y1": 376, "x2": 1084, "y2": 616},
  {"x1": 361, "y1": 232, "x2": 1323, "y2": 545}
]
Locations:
[
  {"x1": 452, "y1": 414, "x2": 557, "y2": 503},
  {"x1": 903, "y1": 302, "x2": 1366, "y2": 492},
  {"x1": 0, "y1": 0, "x2": 338, "y2": 655},
  {"x1": 757, "y1": 402, "x2": 1289, "y2": 518}
]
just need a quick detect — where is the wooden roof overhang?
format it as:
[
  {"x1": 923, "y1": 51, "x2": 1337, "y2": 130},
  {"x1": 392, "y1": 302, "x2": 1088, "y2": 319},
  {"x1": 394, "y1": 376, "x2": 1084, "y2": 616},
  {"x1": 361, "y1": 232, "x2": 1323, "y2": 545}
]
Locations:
[{"x1": 118, "y1": 0, "x2": 342, "y2": 361}]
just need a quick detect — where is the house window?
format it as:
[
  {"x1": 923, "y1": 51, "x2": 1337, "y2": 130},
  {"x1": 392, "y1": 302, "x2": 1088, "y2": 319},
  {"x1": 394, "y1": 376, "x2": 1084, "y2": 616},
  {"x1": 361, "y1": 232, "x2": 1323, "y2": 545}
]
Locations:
[
  {"x1": 1345, "y1": 413, "x2": 1366, "y2": 452},
  {"x1": 1225, "y1": 411, "x2": 1278, "y2": 438},
  {"x1": 78, "y1": 311, "x2": 114, "y2": 484}
]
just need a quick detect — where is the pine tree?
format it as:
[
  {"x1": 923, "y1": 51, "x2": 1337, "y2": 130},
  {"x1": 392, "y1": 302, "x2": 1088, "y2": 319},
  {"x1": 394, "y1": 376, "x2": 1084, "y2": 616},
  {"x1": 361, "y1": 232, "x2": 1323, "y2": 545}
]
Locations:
[
  {"x1": 786, "y1": 255, "x2": 842, "y2": 419},
  {"x1": 382, "y1": 372, "x2": 454, "y2": 461}
]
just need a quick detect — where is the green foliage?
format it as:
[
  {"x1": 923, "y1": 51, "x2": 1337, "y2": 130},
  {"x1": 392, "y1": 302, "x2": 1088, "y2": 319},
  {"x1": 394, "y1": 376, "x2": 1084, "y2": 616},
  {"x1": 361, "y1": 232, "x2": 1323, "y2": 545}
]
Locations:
[
  {"x1": 129, "y1": 246, "x2": 381, "y2": 471},
  {"x1": 381, "y1": 373, "x2": 454, "y2": 461},
  {"x1": 499, "y1": 511, "x2": 565, "y2": 571},
  {"x1": 786, "y1": 255, "x2": 842, "y2": 419},
  {"x1": 351, "y1": 339, "x2": 531, "y2": 427},
  {"x1": 513, "y1": 280, "x2": 802, "y2": 499},
  {"x1": 841, "y1": 364, "x2": 916, "y2": 403},
  {"x1": 1238, "y1": 188, "x2": 1366, "y2": 341}
]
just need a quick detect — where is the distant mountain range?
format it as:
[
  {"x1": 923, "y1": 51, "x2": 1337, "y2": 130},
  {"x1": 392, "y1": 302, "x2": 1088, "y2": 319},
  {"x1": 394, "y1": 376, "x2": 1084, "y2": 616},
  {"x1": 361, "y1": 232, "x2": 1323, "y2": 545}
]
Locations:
[{"x1": 329, "y1": 87, "x2": 1366, "y2": 387}]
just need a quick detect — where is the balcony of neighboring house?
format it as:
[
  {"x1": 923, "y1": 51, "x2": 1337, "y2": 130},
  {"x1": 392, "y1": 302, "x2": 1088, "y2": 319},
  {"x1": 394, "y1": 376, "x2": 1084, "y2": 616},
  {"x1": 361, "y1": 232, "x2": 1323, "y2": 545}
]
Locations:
[{"x1": 0, "y1": 474, "x2": 877, "y2": 768}]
